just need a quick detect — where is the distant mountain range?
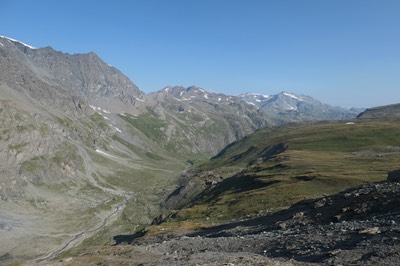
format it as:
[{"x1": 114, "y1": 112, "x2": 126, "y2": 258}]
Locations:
[
  {"x1": 148, "y1": 85, "x2": 363, "y2": 126},
  {"x1": 0, "y1": 34, "x2": 378, "y2": 263},
  {"x1": 239, "y1": 91, "x2": 363, "y2": 123}
]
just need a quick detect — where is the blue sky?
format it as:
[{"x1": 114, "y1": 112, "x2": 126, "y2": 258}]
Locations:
[{"x1": 1, "y1": 0, "x2": 399, "y2": 107}]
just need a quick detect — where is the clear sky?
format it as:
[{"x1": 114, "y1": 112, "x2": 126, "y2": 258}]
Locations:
[{"x1": 1, "y1": 0, "x2": 399, "y2": 107}]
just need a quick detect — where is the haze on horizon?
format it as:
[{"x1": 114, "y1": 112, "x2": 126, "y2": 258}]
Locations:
[{"x1": 1, "y1": 0, "x2": 399, "y2": 108}]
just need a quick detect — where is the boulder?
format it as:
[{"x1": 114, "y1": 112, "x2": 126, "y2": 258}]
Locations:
[{"x1": 387, "y1": 169, "x2": 400, "y2": 182}]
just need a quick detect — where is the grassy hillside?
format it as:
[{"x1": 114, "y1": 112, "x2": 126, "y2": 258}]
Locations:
[{"x1": 160, "y1": 118, "x2": 400, "y2": 230}]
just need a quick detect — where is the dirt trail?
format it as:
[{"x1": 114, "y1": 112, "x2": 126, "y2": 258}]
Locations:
[{"x1": 32, "y1": 198, "x2": 129, "y2": 263}]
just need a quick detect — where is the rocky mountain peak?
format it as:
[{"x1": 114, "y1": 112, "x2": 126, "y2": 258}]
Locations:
[
  {"x1": 260, "y1": 91, "x2": 308, "y2": 110},
  {"x1": 0, "y1": 35, "x2": 145, "y2": 114}
]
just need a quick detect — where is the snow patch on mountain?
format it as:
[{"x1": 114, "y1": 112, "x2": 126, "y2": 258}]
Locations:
[
  {"x1": 95, "y1": 149, "x2": 118, "y2": 159},
  {"x1": 283, "y1": 92, "x2": 303, "y2": 101},
  {"x1": 0, "y1": 35, "x2": 37, "y2": 49},
  {"x1": 89, "y1": 104, "x2": 100, "y2": 111},
  {"x1": 111, "y1": 124, "x2": 122, "y2": 133}
]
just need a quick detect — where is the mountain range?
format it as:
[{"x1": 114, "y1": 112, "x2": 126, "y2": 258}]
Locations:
[
  {"x1": 0, "y1": 35, "x2": 387, "y2": 264},
  {"x1": 240, "y1": 91, "x2": 362, "y2": 122}
]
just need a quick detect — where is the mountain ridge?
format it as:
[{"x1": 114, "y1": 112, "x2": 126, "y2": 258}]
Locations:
[
  {"x1": 357, "y1": 103, "x2": 400, "y2": 118},
  {"x1": 0, "y1": 34, "x2": 366, "y2": 114}
]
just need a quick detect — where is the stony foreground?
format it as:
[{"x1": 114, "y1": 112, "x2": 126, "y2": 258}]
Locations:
[{"x1": 46, "y1": 178, "x2": 400, "y2": 265}]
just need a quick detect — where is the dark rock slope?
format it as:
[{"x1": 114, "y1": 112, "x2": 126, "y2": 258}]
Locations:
[
  {"x1": 357, "y1": 103, "x2": 400, "y2": 118},
  {"x1": 152, "y1": 176, "x2": 400, "y2": 265}
]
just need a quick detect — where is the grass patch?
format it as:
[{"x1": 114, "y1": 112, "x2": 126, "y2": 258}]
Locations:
[
  {"x1": 112, "y1": 134, "x2": 167, "y2": 161},
  {"x1": 16, "y1": 124, "x2": 36, "y2": 132},
  {"x1": 55, "y1": 116, "x2": 74, "y2": 128},
  {"x1": 101, "y1": 168, "x2": 164, "y2": 192},
  {"x1": 98, "y1": 196, "x2": 125, "y2": 211},
  {"x1": 119, "y1": 113, "x2": 167, "y2": 143},
  {"x1": 90, "y1": 113, "x2": 109, "y2": 130},
  {"x1": 52, "y1": 143, "x2": 83, "y2": 169},
  {"x1": 8, "y1": 142, "x2": 28, "y2": 153},
  {"x1": 145, "y1": 151, "x2": 165, "y2": 160},
  {"x1": 0, "y1": 129, "x2": 10, "y2": 141},
  {"x1": 19, "y1": 156, "x2": 47, "y2": 173}
]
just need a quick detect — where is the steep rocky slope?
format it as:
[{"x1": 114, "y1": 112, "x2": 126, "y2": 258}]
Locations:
[{"x1": 0, "y1": 35, "x2": 144, "y2": 114}]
